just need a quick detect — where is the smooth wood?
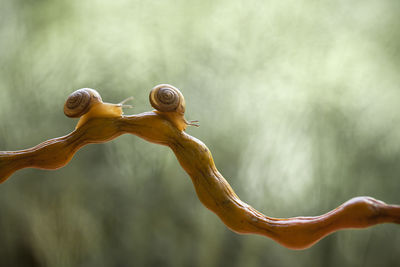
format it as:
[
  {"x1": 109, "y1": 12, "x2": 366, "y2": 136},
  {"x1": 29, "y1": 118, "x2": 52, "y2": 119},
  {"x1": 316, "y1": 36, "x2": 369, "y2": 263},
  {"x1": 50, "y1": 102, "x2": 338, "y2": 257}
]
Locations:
[{"x1": 1, "y1": 112, "x2": 399, "y2": 249}]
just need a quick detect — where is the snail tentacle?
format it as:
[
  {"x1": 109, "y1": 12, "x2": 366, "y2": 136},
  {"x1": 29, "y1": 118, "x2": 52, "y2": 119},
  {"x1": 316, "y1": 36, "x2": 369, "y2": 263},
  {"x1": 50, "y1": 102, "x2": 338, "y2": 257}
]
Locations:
[
  {"x1": 119, "y1": 96, "x2": 134, "y2": 105},
  {"x1": 186, "y1": 120, "x2": 200, "y2": 127}
]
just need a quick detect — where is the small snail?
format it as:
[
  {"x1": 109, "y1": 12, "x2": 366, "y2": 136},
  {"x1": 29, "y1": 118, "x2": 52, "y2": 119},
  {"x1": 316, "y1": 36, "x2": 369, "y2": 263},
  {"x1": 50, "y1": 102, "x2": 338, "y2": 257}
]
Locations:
[
  {"x1": 149, "y1": 84, "x2": 186, "y2": 114},
  {"x1": 64, "y1": 88, "x2": 133, "y2": 129},
  {"x1": 149, "y1": 84, "x2": 199, "y2": 130}
]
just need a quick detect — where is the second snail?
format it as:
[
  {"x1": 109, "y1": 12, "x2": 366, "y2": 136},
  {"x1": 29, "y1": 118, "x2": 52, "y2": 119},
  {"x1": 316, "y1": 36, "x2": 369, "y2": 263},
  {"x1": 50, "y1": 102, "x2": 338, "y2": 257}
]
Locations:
[{"x1": 64, "y1": 88, "x2": 133, "y2": 129}]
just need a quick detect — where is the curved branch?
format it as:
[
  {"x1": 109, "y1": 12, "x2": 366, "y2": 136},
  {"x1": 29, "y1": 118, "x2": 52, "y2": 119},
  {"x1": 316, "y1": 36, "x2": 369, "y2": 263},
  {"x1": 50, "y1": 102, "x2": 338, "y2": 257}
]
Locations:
[{"x1": 1, "y1": 111, "x2": 399, "y2": 249}]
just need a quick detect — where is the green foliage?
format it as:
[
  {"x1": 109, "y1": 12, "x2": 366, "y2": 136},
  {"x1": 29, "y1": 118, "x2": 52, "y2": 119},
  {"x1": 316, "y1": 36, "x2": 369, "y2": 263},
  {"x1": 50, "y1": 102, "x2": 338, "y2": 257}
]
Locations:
[{"x1": 0, "y1": 0, "x2": 399, "y2": 266}]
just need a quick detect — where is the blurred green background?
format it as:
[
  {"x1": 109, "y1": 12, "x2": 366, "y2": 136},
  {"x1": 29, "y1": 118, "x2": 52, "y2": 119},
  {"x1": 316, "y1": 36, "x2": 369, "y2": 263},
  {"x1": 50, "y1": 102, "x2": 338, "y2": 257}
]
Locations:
[{"x1": 1, "y1": 0, "x2": 399, "y2": 266}]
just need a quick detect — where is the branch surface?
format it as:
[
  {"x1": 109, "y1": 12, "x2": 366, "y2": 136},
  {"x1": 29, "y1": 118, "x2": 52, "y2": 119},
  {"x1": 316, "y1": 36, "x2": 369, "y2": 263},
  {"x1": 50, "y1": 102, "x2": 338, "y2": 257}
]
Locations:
[{"x1": 1, "y1": 111, "x2": 399, "y2": 249}]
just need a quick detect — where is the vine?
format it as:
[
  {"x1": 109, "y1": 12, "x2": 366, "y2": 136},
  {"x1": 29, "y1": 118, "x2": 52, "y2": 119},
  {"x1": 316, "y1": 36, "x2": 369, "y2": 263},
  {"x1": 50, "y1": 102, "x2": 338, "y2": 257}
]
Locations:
[{"x1": 1, "y1": 84, "x2": 399, "y2": 249}]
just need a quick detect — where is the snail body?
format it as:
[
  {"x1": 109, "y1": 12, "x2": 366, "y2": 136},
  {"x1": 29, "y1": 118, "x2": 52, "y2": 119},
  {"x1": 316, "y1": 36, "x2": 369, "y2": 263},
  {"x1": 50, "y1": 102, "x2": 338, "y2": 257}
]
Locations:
[{"x1": 64, "y1": 88, "x2": 131, "y2": 129}]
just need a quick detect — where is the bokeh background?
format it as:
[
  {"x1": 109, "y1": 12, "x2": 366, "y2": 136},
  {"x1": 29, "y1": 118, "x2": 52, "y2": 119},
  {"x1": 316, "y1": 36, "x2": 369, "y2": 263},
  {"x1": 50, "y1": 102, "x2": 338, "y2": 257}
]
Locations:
[{"x1": 1, "y1": 0, "x2": 399, "y2": 266}]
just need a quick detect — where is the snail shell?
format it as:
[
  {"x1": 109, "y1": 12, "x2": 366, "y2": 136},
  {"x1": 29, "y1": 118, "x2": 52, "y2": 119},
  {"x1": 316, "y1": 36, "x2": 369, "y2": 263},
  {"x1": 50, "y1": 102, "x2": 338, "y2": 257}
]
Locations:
[
  {"x1": 149, "y1": 84, "x2": 185, "y2": 114},
  {"x1": 64, "y1": 88, "x2": 103, "y2": 118}
]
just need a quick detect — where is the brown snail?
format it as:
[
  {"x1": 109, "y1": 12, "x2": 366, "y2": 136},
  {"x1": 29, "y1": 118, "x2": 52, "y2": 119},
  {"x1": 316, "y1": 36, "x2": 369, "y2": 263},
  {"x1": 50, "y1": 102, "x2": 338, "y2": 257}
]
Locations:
[
  {"x1": 149, "y1": 84, "x2": 199, "y2": 130},
  {"x1": 149, "y1": 84, "x2": 186, "y2": 114},
  {"x1": 64, "y1": 88, "x2": 133, "y2": 129}
]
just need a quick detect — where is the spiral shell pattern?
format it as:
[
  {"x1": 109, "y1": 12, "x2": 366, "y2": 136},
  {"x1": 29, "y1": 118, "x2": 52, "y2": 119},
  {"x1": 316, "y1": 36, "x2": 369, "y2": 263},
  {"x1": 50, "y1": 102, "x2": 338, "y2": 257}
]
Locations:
[
  {"x1": 64, "y1": 88, "x2": 102, "y2": 118},
  {"x1": 149, "y1": 84, "x2": 185, "y2": 113}
]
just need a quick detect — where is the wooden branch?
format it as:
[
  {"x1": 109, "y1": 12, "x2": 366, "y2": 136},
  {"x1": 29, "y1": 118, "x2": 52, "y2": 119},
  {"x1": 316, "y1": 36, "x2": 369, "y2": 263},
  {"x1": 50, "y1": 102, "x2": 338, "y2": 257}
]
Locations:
[
  {"x1": 1, "y1": 93, "x2": 399, "y2": 249},
  {"x1": 1, "y1": 111, "x2": 399, "y2": 249}
]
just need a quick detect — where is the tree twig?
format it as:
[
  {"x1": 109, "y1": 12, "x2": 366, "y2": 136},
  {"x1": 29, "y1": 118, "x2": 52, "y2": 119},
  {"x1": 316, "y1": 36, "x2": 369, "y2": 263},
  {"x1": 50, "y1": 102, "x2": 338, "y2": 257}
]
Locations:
[{"x1": 1, "y1": 111, "x2": 399, "y2": 249}]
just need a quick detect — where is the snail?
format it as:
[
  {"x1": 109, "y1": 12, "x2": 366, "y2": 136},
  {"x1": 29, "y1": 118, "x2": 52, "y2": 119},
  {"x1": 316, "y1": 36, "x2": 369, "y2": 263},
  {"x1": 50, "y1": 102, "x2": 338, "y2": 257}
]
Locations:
[
  {"x1": 149, "y1": 84, "x2": 199, "y2": 131},
  {"x1": 64, "y1": 88, "x2": 133, "y2": 129}
]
